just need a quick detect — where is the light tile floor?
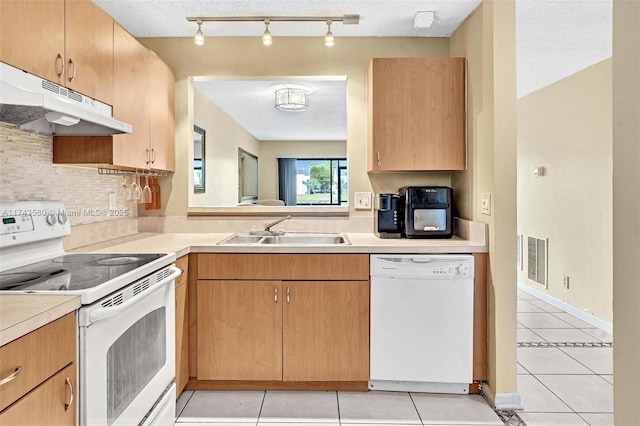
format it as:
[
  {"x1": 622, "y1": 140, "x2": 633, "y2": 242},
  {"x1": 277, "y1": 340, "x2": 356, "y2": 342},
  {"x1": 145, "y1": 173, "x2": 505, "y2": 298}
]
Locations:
[
  {"x1": 516, "y1": 288, "x2": 614, "y2": 426},
  {"x1": 172, "y1": 288, "x2": 614, "y2": 426}
]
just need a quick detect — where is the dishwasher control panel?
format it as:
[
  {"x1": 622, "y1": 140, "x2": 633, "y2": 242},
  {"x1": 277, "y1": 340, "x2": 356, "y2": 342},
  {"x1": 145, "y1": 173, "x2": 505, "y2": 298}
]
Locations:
[{"x1": 370, "y1": 255, "x2": 474, "y2": 278}]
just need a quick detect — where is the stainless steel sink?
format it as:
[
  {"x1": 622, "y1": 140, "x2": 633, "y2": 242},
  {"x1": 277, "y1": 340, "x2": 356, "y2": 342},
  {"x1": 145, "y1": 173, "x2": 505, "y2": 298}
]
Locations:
[{"x1": 217, "y1": 232, "x2": 351, "y2": 246}]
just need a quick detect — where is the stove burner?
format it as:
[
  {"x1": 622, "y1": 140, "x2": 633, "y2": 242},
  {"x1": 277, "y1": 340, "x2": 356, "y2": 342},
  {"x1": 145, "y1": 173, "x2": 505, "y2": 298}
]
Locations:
[
  {"x1": 0, "y1": 272, "x2": 43, "y2": 289},
  {"x1": 93, "y1": 256, "x2": 144, "y2": 266},
  {"x1": 64, "y1": 273, "x2": 103, "y2": 287},
  {"x1": 52, "y1": 255, "x2": 106, "y2": 263}
]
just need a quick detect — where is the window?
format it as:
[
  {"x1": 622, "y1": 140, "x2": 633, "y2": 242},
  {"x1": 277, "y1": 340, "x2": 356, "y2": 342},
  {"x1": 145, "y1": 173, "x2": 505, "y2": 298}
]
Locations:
[{"x1": 278, "y1": 158, "x2": 347, "y2": 206}]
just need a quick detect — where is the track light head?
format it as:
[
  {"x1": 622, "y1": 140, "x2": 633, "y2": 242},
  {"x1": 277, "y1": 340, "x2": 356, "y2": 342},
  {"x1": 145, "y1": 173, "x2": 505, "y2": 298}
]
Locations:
[
  {"x1": 194, "y1": 19, "x2": 205, "y2": 46},
  {"x1": 325, "y1": 20, "x2": 335, "y2": 47},
  {"x1": 262, "y1": 20, "x2": 272, "y2": 46}
]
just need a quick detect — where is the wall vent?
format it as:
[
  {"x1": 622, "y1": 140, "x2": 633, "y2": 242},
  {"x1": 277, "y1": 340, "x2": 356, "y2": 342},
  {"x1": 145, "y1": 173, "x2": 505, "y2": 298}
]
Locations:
[{"x1": 527, "y1": 236, "x2": 548, "y2": 287}]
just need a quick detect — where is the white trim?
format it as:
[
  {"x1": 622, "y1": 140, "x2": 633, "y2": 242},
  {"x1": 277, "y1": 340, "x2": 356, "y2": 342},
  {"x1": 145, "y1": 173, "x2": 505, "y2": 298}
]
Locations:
[
  {"x1": 518, "y1": 282, "x2": 613, "y2": 334},
  {"x1": 481, "y1": 383, "x2": 524, "y2": 410}
]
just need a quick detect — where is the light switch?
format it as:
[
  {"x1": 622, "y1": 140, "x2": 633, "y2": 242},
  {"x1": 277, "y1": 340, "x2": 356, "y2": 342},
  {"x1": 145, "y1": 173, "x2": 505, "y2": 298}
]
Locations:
[
  {"x1": 355, "y1": 192, "x2": 372, "y2": 210},
  {"x1": 481, "y1": 192, "x2": 491, "y2": 215}
]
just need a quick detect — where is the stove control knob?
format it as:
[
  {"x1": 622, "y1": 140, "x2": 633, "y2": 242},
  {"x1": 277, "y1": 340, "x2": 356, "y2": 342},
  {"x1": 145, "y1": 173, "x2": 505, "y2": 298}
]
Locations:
[
  {"x1": 46, "y1": 212, "x2": 57, "y2": 225},
  {"x1": 58, "y1": 211, "x2": 68, "y2": 225},
  {"x1": 456, "y1": 265, "x2": 469, "y2": 275}
]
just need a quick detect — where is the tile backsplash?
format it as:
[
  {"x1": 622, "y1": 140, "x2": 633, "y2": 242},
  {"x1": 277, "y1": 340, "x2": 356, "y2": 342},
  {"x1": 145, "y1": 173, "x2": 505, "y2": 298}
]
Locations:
[{"x1": 0, "y1": 123, "x2": 139, "y2": 247}]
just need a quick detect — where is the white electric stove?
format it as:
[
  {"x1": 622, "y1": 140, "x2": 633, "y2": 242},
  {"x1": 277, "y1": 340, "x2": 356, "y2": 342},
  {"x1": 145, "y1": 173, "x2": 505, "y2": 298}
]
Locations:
[{"x1": 0, "y1": 200, "x2": 180, "y2": 426}]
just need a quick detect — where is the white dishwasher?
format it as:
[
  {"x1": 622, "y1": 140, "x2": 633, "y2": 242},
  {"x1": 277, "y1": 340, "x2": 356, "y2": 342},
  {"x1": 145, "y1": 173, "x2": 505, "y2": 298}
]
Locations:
[{"x1": 369, "y1": 254, "x2": 474, "y2": 394}]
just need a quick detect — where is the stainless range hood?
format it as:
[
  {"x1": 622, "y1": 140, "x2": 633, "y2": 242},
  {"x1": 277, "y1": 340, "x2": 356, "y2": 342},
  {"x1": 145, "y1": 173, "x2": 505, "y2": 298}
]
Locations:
[{"x1": 0, "y1": 62, "x2": 132, "y2": 136}]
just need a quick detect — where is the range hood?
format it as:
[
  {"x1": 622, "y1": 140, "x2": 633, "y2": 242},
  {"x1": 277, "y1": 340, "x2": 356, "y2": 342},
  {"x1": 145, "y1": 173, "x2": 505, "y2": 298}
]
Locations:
[{"x1": 0, "y1": 62, "x2": 132, "y2": 136}]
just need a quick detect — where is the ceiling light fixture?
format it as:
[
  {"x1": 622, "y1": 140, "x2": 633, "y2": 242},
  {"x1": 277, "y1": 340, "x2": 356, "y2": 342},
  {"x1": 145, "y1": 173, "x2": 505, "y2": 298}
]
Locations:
[
  {"x1": 324, "y1": 20, "x2": 335, "y2": 47},
  {"x1": 413, "y1": 11, "x2": 435, "y2": 29},
  {"x1": 194, "y1": 19, "x2": 205, "y2": 46},
  {"x1": 275, "y1": 88, "x2": 309, "y2": 112},
  {"x1": 187, "y1": 15, "x2": 359, "y2": 48},
  {"x1": 262, "y1": 19, "x2": 272, "y2": 46}
]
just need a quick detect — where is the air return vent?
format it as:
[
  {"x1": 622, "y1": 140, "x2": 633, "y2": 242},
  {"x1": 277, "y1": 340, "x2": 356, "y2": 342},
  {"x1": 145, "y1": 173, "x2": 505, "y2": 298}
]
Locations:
[{"x1": 527, "y1": 236, "x2": 548, "y2": 287}]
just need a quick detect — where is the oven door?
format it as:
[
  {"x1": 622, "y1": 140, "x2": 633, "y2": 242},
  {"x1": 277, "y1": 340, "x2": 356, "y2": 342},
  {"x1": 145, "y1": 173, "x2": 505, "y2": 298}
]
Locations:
[{"x1": 79, "y1": 266, "x2": 180, "y2": 426}]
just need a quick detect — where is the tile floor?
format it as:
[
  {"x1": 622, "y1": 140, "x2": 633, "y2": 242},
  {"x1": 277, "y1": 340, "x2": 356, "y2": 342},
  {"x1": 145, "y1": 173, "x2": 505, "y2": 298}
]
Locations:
[
  {"x1": 174, "y1": 391, "x2": 505, "y2": 425},
  {"x1": 516, "y1": 288, "x2": 614, "y2": 426},
  {"x1": 172, "y1": 288, "x2": 614, "y2": 426}
]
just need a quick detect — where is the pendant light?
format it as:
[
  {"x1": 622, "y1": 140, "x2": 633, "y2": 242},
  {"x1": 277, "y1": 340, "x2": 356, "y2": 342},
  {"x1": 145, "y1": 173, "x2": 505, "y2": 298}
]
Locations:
[
  {"x1": 324, "y1": 20, "x2": 335, "y2": 47},
  {"x1": 194, "y1": 19, "x2": 205, "y2": 46}
]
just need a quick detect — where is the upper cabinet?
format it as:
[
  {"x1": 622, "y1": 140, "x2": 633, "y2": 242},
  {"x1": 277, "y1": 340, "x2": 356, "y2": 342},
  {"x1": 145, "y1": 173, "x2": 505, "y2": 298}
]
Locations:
[
  {"x1": 367, "y1": 57, "x2": 466, "y2": 172},
  {"x1": 52, "y1": 24, "x2": 176, "y2": 172},
  {"x1": 0, "y1": 0, "x2": 113, "y2": 104}
]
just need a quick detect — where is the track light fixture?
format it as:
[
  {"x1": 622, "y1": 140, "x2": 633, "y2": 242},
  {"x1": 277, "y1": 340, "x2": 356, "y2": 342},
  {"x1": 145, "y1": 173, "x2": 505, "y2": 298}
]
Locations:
[
  {"x1": 262, "y1": 20, "x2": 272, "y2": 46},
  {"x1": 324, "y1": 20, "x2": 335, "y2": 47},
  {"x1": 194, "y1": 19, "x2": 205, "y2": 46},
  {"x1": 187, "y1": 14, "x2": 359, "y2": 47}
]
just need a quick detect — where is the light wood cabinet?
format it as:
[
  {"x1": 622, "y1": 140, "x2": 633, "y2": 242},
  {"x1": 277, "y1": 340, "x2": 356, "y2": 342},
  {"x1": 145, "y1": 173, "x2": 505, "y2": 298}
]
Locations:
[
  {"x1": 0, "y1": 313, "x2": 76, "y2": 425},
  {"x1": 193, "y1": 254, "x2": 369, "y2": 390},
  {"x1": 367, "y1": 57, "x2": 466, "y2": 172},
  {"x1": 0, "y1": 0, "x2": 113, "y2": 104},
  {"x1": 52, "y1": 28, "x2": 176, "y2": 172},
  {"x1": 175, "y1": 256, "x2": 189, "y2": 397}
]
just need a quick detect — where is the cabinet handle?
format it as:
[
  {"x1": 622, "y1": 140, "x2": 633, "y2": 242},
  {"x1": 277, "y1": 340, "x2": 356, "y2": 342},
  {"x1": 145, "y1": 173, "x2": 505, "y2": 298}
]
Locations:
[
  {"x1": 145, "y1": 148, "x2": 150, "y2": 164},
  {"x1": 376, "y1": 152, "x2": 381, "y2": 166},
  {"x1": 274, "y1": 286, "x2": 278, "y2": 303},
  {"x1": 67, "y1": 59, "x2": 76, "y2": 82},
  {"x1": 151, "y1": 149, "x2": 156, "y2": 164},
  {"x1": 64, "y1": 377, "x2": 74, "y2": 411},
  {"x1": 0, "y1": 366, "x2": 21, "y2": 386},
  {"x1": 55, "y1": 54, "x2": 65, "y2": 78},
  {"x1": 286, "y1": 286, "x2": 290, "y2": 304}
]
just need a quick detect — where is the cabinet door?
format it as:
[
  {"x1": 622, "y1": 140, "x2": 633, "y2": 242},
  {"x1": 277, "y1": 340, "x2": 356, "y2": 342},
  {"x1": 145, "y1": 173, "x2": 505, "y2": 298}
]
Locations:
[
  {"x1": 147, "y1": 52, "x2": 176, "y2": 172},
  {"x1": 197, "y1": 280, "x2": 282, "y2": 381},
  {"x1": 368, "y1": 58, "x2": 465, "y2": 172},
  {"x1": 65, "y1": 0, "x2": 114, "y2": 104},
  {"x1": 283, "y1": 281, "x2": 369, "y2": 382},
  {"x1": 0, "y1": 363, "x2": 75, "y2": 426},
  {"x1": 175, "y1": 281, "x2": 189, "y2": 396},
  {"x1": 0, "y1": 0, "x2": 65, "y2": 84},
  {"x1": 112, "y1": 22, "x2": 150, "y2": 170}
]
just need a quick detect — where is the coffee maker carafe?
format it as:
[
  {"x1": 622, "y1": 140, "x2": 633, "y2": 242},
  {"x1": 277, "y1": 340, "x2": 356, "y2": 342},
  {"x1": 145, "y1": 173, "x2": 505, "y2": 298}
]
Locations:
[{"x1": 374, "y1": 193, "x2": 402, "y2": 239}]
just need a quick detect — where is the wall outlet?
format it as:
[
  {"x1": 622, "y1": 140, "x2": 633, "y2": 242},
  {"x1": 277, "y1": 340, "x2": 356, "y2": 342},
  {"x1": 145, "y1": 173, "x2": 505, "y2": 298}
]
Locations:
[
  {"x1": 481, "y1": 192, "x2": 492, "y2": 215},
  {"x1": 562, "y1": 274, "x2": 570, "y2": 289},
  {"x1": 355, "y1": 192, "x2": 372, "y2": 210}
]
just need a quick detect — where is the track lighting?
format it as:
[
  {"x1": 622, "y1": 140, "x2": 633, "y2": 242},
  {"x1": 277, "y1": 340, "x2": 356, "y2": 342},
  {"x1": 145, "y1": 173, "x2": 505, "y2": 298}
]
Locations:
[
  {"x1": 324, "y1": 20, "x2": 335, "y2": 47},
  {"x1": 194, "y1": 19, "x2": 205, "y2": 46},
  {"x1": 187, "y1": 15, "x2": 359, "y2": 48},
  {"x1": 262, "y1": 20, "x2": 272, "y2": 46}
]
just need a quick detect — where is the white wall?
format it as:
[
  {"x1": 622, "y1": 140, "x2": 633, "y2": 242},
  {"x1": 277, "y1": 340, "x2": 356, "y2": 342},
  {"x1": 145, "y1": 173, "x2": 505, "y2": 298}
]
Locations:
[{"x1": 517, "y1": 59, "x2": 613, "y2": 322}]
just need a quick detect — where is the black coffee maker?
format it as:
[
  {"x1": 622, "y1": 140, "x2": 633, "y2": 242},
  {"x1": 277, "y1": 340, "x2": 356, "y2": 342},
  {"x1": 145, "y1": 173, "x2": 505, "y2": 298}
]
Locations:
[{"x1": 374, "y1": 193, "x2": 402, "y2": 239}]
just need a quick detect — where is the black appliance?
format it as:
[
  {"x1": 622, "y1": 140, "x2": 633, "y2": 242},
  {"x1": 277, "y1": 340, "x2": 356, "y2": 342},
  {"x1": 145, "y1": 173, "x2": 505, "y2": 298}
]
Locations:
[
  {"x1": 400, "y1": 186, "x2": 453, "y2": 239},
  {"x1": 374, "y1": 193, "x2": 402, "y2": 239}
]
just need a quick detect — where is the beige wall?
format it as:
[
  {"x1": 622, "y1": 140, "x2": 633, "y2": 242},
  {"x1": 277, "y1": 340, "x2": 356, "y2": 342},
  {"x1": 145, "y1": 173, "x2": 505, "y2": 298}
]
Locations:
[
  {"x1": 139, "y1": 36, "x2": 452, "y2": 220},
  {"x1": 517, "y1": 59, "x2": 613, "y2": 322},
  {"x1": 258, "y1": 141, "x2": 347, "y2": 201},
  {"x1": 612, "y1": 0, "x2": 640, "y2": 423},
  {"x1": 450, "y1": 0, "x2": 519, "y2": 404},
  {"x1": 192, "y1": 89, "x2": 260, "y2": 206}
]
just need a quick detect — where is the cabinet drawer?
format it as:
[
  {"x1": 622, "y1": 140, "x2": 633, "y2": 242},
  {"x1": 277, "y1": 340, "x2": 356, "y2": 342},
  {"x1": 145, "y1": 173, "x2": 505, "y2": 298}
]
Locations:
[
  {"x1": 198, "y1": 254, "x2": 369, "y2": 280},
  {"x1": 175, "y1": 255, "x2": 189, "y2": 287},
  {"x1": 0, "y1": 363, "x2": 75, "y2": 426},
  {"x1": 0, "y1": 313, "x2": 75, "y2": 411}
]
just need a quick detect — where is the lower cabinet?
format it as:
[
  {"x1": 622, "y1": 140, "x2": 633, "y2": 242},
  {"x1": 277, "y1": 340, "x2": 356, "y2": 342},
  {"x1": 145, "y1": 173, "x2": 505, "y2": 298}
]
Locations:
[
  {"x1": 194, "y1": 254, "x2": 370, "y2": 388},
  {"x1": 0, "y1": 364, "x2": 75, "y2": 426},
  {"x1": 175, "y1": 255, "x2": 189, "y2": 397}
]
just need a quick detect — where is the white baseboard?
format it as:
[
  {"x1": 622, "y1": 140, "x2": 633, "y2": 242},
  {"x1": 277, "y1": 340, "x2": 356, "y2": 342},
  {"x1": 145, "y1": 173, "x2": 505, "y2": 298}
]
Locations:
[
  {"x1": 482, "y1": 383, "x2": 524, "y2": 410},
  {"x1": 518, "y1": 282, "x2": 613, "y2": 334}
]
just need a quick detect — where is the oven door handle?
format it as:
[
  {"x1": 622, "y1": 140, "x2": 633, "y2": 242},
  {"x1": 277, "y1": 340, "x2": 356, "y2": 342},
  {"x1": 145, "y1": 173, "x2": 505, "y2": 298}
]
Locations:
[{"x1": 88, "y1": 267, "x2": 182, "y2": 324}]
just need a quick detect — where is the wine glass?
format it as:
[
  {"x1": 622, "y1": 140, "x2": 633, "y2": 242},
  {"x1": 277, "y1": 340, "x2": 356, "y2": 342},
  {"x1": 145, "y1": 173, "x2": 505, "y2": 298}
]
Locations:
[
  {"x1": 118, "y1": 174, "x2": 132, "y2": 201},
  {"x1": 143, "y1": 174, "x2": 152, "y2": 204},
  {"x1": 132, "y1": 173, "x2": 142, "y2": 202}
]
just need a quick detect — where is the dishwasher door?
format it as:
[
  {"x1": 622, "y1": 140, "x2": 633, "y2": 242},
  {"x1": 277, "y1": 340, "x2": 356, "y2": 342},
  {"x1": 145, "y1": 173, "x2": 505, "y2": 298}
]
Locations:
[{"x1": 369, "y1": 254, "x2": 474, "y2": 394}]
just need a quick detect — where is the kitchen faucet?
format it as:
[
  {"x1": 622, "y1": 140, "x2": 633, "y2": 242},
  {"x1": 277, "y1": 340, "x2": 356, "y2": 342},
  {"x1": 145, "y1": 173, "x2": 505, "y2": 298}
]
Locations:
[{"x1": 264, "y1": 215, "x2": 292, "y2": 233}]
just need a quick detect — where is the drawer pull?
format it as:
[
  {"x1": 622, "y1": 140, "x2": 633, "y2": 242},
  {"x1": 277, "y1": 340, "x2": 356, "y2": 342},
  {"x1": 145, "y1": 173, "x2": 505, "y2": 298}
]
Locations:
[
  {"x1": 0, "y1": 366, "x2": 22, "y2": 386},
  {"x1": 65, "y1": 377, "x2": 74, "y2": 411}
]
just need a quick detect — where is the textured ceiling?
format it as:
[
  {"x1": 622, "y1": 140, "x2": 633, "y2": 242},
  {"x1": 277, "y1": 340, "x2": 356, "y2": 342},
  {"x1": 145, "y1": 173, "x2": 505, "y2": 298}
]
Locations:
[
  {"x1": 194, "y1": 78, "x2": 347, "y2": 141},
  {"x1": 93, "y1": 0, "x2": 612, "y2": 136}
]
